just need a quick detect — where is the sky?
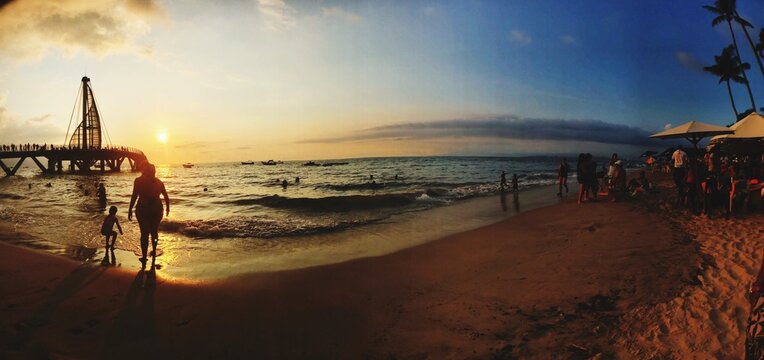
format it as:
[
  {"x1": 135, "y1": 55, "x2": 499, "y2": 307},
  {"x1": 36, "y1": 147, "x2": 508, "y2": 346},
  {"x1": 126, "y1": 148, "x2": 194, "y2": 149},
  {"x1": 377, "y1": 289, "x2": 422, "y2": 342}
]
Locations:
[{"x1": 1, "y1": 0, "x2": 764, "y2": 164}]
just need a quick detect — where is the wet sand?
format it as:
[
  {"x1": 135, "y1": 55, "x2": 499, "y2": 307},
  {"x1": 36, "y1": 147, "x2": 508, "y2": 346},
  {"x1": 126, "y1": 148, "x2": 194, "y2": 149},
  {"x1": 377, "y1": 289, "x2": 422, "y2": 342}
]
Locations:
[{"x1": 0, "y1": 177, "x2": 752, "y2": 358}]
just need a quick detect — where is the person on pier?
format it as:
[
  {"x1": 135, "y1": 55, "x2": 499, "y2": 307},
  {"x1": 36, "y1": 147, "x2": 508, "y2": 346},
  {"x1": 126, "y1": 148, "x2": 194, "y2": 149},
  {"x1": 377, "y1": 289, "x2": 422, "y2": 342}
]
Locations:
[{"x1": 128, "y1": 163, "x2": 170, "y2": 267}]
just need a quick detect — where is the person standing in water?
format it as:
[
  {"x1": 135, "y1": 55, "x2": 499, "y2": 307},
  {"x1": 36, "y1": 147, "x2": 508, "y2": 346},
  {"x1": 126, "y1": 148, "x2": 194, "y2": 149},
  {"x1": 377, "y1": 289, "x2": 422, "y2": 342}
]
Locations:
[
  {"x1": 557, "y1": 159, "x2": 569, "y2": 196},
  {"x1": 128, "y1": 163, "x2": 170, "y2": 267},
  {"x1": 511, "y1": 174, "x2": 519, "y2": 193},
  {"x1": 500, "y1": 171, "x2": 508, "y2": 191},
  {"x1": 97, "y1": 183, "x2": 107, "y2": 205}
]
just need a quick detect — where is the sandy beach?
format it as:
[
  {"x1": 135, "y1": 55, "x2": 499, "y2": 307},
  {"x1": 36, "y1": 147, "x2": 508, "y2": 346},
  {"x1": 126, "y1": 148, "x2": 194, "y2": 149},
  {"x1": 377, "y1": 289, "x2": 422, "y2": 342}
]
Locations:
[{"x1": 3, "y1": 176, "x2": 752, "y2": 359}]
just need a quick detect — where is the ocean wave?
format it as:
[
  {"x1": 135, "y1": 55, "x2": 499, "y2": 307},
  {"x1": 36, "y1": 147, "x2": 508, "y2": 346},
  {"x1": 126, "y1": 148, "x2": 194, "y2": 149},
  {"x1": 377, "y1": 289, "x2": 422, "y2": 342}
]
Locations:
[
  {"x1": 159, "y1": 216, "x2": 381, "y2": 238},
  {"x1": 231, "y1": 194, "x2": 418, "y2": 212},
  {"x1": 0, "y1": 193, "x2": 25, "y2": 200},
  {"x1": 321, "y1": 181, "x2": 408, "y2": 191}
]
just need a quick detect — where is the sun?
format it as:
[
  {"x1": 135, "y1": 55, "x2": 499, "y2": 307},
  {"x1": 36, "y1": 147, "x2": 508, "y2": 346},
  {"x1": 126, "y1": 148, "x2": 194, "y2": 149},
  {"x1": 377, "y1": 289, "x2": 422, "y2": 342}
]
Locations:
[{"x1": 157, "y1": 131, "x2": 168, "y2": 144}]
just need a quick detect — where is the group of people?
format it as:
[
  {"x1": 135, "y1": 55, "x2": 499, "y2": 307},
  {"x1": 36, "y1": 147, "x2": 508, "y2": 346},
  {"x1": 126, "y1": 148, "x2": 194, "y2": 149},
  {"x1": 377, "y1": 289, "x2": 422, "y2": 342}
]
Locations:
[
  {"x1": 499, "y1": 171, "x2": 519, "y2": 193},
  {"x1": 0, "y1": 143, "x2": 141, "y2": 153},
  {"x1": 571, "y1": 153, "x2": 649, "y2": 204},
  {"x1": 669, "y1": 145, "x2": 761, "y2": 217},
  {"x1": 99, "y1": 163, "x2": 170, "y2": 267}
]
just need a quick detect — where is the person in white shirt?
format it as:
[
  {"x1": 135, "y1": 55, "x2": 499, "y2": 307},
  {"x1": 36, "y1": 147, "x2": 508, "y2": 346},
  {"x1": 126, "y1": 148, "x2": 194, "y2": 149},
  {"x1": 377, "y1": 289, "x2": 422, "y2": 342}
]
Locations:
[{"x1": 671, "y1": 145, "x2": 688, "y2": 205}]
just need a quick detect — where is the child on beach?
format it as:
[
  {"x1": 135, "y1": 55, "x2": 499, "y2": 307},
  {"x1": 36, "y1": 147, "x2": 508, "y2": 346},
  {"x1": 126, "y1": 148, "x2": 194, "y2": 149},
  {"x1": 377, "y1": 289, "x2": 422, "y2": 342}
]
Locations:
[
  {"x1": 101, "y1": 206, "x2": 123, "y2": 251},
  {"x1": 511, "y1": 174, "x2": 519, "y2": 192}
]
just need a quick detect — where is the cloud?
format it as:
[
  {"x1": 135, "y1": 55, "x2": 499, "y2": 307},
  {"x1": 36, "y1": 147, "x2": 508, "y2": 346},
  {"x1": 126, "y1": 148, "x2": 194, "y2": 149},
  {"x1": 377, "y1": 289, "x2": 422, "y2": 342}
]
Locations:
[
  {"x1": 0, "y1": 0, "x2": 164, "y2": 61},
  {"x1": 0, "y1": 94, "x2": 64, "y2": 143},
  {"x1": 560, "y1": 34, "x2": 576, "y2": 44},
  {"x1": 27, "y1": 114, "x2": 53, "y2": 123},
  {"x1": 302, "y1": 115, "x2": 659, "y2": 147},
  {"x1": 509, "y1": 30, "x2": 532, "y2": 45},
  {"x1": 257, "y1": 0, "x2": 296, "y2": 31},
  {"x1": 675, "y1": 51, "x2": 704, "y2": 73},
  {"x1": 174, "y1": 141, "x2": 221, "y2": 149},
  {"x1": 322, "y1": 7, "x2": 362, "y2": 24}
]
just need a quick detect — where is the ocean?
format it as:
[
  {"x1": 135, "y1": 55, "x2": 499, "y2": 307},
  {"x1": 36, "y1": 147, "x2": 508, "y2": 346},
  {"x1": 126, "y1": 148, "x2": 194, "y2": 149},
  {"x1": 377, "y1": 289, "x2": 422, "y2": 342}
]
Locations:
[{"x1": 0, "y1": 156, "x2": 567, "y2": 279}]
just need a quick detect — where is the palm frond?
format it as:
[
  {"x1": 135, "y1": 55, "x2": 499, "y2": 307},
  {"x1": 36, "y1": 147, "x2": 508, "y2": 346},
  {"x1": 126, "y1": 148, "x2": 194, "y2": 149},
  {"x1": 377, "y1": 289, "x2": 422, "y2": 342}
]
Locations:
[
  {"x1": 711, "y1": 15, "x2": 727, "y2": 27},
  {"x1": 734, "y1": 15, "x2": 753, "y2": 28}
]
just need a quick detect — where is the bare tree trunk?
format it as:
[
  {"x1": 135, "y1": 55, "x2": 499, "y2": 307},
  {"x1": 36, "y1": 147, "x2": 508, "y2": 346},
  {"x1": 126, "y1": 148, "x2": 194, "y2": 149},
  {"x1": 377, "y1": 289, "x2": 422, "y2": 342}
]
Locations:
[
  {"x1": 728, "y1": 19, "x2": 757, "y2": 110},
  {"x1": 725, "y1": 79, "x2": 740, "y2": 122},
  {"x1": 736, "y1": 11, "x2": 764, "y2": 79}
]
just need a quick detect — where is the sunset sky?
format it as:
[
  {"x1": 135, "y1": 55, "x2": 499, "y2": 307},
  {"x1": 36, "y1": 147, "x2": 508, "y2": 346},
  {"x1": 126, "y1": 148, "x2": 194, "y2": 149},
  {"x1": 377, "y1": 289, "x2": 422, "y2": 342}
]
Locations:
[{"x1": 1, "y1": 0, "x2": 764, "y2": 164}]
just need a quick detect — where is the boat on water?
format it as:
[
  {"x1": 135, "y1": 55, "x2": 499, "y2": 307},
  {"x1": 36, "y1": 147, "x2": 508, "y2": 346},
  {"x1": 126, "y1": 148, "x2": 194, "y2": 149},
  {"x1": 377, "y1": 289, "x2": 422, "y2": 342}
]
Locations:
[
  {"x1": 241, "y1": 161, "x2": 255, "y2": 165},
  {"x1": 182, "y1": 163, "x2": 194, "y2": 168},
  {"x1": 261, "y1": 160, "x2": 282, "y2": 165},
  {"x1": 303, "y1": 161, "x2": 320, "y2": 166}
]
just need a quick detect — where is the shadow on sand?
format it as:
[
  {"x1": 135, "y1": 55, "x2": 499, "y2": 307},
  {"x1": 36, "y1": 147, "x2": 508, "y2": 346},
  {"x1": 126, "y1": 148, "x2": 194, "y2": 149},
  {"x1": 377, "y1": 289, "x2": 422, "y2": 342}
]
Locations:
[
  {"x1": 104, "y1": 264, "x2": 158, "y2": 358},
  {"x1": 9, "y1": 264, "x2": 107, "y2": 353}
]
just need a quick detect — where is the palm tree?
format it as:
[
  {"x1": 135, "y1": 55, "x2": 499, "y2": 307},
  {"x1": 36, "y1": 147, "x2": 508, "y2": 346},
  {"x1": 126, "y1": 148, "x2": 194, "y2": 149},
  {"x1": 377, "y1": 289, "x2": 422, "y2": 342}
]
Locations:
[
  {"x1": 756, "y1": 29, "x2": 764, "y2": 59},
  {"x1": 704, "y1": 45, "x2": 750, "y2": 122},
  {"x1": 704, "y1": 0, "x2": 757, "y2": 110},
  {"x1": 733, "y1": 8, "x2": 764, "y2": 78}
]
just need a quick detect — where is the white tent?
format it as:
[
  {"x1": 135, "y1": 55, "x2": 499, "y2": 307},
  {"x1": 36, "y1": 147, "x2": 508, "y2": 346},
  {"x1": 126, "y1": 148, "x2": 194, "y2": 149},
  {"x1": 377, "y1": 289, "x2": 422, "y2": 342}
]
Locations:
[
  {"x1": 649, "y1": 120, "x2": 734, "y2": 149},
  {"x1": 710, "y1": 112, "x2": 764, "y2": 141}
]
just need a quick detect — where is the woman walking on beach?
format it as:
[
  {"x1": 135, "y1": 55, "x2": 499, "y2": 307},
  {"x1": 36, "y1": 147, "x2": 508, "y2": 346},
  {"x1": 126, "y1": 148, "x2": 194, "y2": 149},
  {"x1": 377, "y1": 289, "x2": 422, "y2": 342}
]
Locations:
[{"x1": 128, "y1": 163, "x2": 170, "y2": 267}]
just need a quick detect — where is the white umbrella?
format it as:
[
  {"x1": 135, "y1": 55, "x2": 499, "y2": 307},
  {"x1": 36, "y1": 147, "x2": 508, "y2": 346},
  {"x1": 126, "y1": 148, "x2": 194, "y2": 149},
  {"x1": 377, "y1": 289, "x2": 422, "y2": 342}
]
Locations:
[
  {"x1": 710, "y1": 112, "x2": 764, "y2": 140},
  {"x1": 650, "y1": 120, "x2": 734, "y2": 150}
]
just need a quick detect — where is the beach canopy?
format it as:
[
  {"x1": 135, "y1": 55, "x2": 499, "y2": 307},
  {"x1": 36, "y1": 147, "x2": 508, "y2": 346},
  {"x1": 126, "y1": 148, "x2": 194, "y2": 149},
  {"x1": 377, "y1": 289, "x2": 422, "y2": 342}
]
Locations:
[
  {"x1": 710, "y1": 112, "x2": 764, "y2": 140},
  {"x1": 649, "y1": 120, "x2": 734, "y2": 149}
]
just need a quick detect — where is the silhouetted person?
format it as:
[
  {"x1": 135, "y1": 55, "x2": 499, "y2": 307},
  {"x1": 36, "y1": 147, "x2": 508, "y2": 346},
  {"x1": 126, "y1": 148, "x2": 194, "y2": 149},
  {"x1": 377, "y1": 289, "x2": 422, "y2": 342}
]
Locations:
[
  {"x1": 672, "y1": 145, "x2": 688, "y2": 206},
  {"x1": 511, "y1": 173, "x2": 519, "y2": 193},
  {"x1": 500, "y1": 171, "x2": 507, "y2": 191},
  {"x1": 557, "y1": 159, "x2": 569, "y2": 196},
  {"x1": 97, "y1": 183, "x2": 107, "y2": 205},
  {"x1": 282, "y1": 179, "x2": 288, "y2": 189},
  {"x1": 128, "y1": 163, "x2": 170, "y2": 267},
  {"x1": 295, "y1": 177, "x2": 300, "y2": 184},
  {"x1": 101, "y1": 206, "x2": 123, "y2": 252}
]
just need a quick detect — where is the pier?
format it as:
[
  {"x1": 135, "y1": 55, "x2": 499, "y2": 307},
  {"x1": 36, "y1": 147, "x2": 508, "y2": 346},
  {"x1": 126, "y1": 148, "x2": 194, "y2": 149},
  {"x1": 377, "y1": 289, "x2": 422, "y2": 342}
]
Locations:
[
  {"x1": 0, "y1": 76, "x2": 149, "y2": 176},
  {"x1": 0, "y1": 145, "x2": 147, "y2": 176}
]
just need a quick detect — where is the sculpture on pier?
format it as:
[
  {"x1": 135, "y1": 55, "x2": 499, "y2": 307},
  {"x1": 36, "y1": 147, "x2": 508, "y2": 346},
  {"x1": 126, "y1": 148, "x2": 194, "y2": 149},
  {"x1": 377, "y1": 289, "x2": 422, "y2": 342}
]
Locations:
[{"x1": 68, "y1": 76, "x2": 102, "y2": 149}]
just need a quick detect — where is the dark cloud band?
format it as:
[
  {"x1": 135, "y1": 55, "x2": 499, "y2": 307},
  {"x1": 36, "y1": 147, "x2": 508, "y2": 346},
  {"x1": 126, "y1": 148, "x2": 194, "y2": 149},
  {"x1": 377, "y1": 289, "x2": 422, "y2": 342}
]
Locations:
[{"x1": 302, "y1": 115, "x2": 658, "y2": 146}]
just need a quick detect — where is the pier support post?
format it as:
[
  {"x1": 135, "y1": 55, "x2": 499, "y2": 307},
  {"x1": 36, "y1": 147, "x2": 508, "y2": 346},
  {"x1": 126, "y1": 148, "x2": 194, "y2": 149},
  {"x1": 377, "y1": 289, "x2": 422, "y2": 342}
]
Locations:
[
  {"x1": 9, "y1": 157, "x2": 26, "y2": 176},
  {"x1": 0, "y1": 159, "x2": 11, "y2": 176},
  {"x1": 30, "y1": 156, "x2": 47, "y2": 173}
]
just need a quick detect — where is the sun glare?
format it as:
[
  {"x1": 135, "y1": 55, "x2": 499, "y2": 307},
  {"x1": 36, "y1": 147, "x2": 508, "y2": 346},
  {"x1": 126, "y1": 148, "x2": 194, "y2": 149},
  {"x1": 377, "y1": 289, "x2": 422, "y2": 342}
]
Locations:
[{"x1": 157, "y1": 131, "x2": 168, "y2": 143}]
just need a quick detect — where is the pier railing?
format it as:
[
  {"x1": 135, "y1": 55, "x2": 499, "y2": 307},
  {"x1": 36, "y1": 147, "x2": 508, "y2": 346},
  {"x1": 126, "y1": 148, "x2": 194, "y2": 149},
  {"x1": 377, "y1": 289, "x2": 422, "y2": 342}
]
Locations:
[
  {"x1": 0, "y1": 144, "x2": 144, "y2": 156},
  {"x1": 0, "y1": 144, "x2": 148, "y2": 176}
]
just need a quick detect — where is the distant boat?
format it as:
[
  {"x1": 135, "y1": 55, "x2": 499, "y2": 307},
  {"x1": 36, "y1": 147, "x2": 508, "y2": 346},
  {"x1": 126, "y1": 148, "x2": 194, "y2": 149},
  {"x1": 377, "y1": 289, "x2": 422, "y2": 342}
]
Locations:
[
  {"x1": 182, "y1": 163, "x2": 194, "y2": 168},
  {"x1": 303, "y1": 161, "x2": 320, "y2": 166},
  {"x1": 241, "y1": 161, "x2": 255, "y2": 165},
  {"x1": 262, "y1": 160, "x2": 280, "y2": 165},
  {"x1": 321, "y1": 162, "x2": 349, "y2": 167}
]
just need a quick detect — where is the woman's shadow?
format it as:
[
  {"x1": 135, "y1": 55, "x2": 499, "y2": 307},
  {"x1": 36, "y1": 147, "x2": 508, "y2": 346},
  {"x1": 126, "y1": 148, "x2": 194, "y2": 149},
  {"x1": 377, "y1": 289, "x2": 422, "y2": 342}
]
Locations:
[{"x1": 104, "y1": 265, "x2": 158, "y2": 357}]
